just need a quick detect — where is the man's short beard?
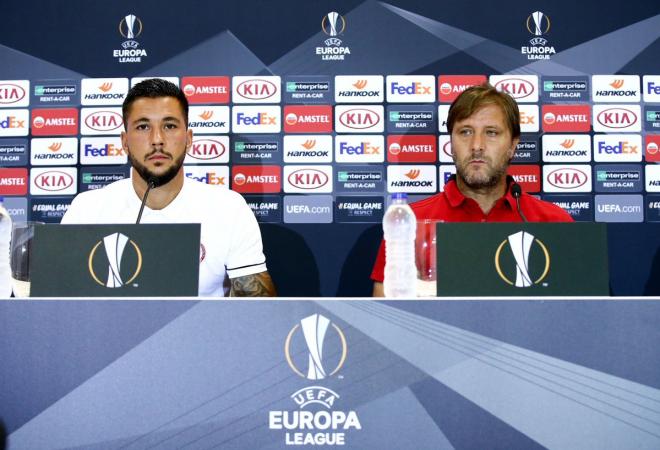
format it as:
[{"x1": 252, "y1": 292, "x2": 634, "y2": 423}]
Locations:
[
  {"x1": 128, "y1": 151, "x2": 185, "y2": 188},
  {"x1": 456, "y1": 164, "x2": 507, "y2": 189}
]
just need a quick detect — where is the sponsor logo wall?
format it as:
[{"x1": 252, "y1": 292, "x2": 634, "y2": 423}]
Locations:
[{"x1": 1, "y1": 9, "x2": 658, "y2": 223}]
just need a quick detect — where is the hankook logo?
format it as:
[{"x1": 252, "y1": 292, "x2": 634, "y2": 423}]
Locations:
[
  {"x1": 495, "y1": 231, "x2": 550, "y2": 287},
  {"x1": 88, "y1": 233, "x2": 142, "y2": 288},
  {"x1": 285, "y1": 314, "x2": 347, "y2": 380}
]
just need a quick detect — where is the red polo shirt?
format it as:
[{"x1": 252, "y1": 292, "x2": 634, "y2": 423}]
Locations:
[{"x1": 371, "y1": 178, "x2": 573, "y2": 282}]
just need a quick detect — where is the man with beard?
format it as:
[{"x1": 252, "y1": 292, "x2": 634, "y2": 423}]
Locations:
[
  {"x1": 62, "y1": 78, "x2": 276, "y2": 297},
  {"x1": 371, "y1": 83, "x2": 572, "y2": 296}
]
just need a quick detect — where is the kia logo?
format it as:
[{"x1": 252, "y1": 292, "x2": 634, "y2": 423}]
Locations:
[
  {"x1": 85, "y1": 111, "x2": 123, "y2": 131},
  {"x1": 35, "y1": 171, "x2": 74, "y2": 191},
  {"x1": 495, "y1": 78, "x2": 535, "y2": 99},
  {"x1": 0, "y1": 83, "x2": 26, "y2": 104},
  {"x1": 188, "y1": 139, "x2": 225, "y2": 160},
  {"x1": 236, "y1": 79, "x2": 277, "y2": 100},
  {"x1": 288, "y1": 169, "x2": 328, "y2": 189},
  {"x1": 596, "y1": 108, "x2": 637, "y2": 129},
  {"x1": 547, "y1": 168, "x2": 588, "y2": 189},
  {"x1": 339, "y1": 108, "x2": 380, "y2": 129}
]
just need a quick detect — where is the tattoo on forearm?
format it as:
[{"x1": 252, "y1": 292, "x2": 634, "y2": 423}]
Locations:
[{"x1": 230, "y1": 271, "x2": 277, "y2": 297}]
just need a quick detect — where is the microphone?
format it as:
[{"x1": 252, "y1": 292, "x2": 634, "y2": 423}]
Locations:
[
  {"x1": 136, "y1": 177, "x2": 157, "y2": 224},
  {"x1": 511, "y1": 183, "x2": 528, "y2": 223}
]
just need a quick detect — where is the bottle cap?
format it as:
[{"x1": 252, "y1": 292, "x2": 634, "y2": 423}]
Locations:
[{"x1": 391, "y1": 193, "x2": 408, "y2": 200}]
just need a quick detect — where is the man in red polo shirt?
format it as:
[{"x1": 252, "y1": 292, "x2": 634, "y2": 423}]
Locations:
[{"x1": 372, "y1": 83, "x2": 573, "y2": 296}]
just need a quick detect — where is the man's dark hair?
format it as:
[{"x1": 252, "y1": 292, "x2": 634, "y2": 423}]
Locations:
[
  {"x1": 447, "y1": 83, "x2": 521, "y2": 139},
  {"x1": 122, "y1": 78, "x2": 189, "y2": 129}
]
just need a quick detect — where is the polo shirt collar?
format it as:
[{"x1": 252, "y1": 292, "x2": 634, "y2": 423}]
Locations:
[{"x1": 445, "y1": 175, "x2": 518, "y2": 210}]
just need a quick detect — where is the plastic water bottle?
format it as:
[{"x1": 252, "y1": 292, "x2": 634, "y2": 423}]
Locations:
[
  {"x1": 0, "y1": 198, "x2": 12, "y2": 297},
  {"x1": 383, "y1": 193, "x2": 417, "y2": 297}
]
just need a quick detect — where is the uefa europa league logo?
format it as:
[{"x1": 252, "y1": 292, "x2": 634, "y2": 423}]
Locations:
[
  {"x1": 285, "y1": 314, "x2": 347, "y2": 380},
  {"x1": 495, "y1": 231, "x2": 550, "y2": 287},
  {"x1": 88, "y1": 232, "x2": 142, "y2": 288}
]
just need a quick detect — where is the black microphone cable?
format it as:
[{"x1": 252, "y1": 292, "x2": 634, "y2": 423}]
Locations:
[
  {"x1": 136, "y1": 178, "x2": 157, "y2": 224},
  {"x1": 511, "y1": 183, "x2": 528, "y2": 223}
]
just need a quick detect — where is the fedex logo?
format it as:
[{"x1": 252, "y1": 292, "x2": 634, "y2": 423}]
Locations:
[
  {"x1": 643, "y1": 76, "x2": 660, "y2": 103},
  {"x1": 593, "y1": 134, "x2": 642, "y2": 163},
  {"x1": 80, "y1": 108, "x2": 123, "y2": 135},
  {"x1": 490, "y1": 75, "x2": 538, "y2": 102},
  {"x1": 593, "y1": 105, "x2": 641, "y2": 132},
  {"x1": 437, "y1": 75, "x2": 487, "y2": 102},
  {"x1": 0, "y1": 109, "x2": 29, "y2": 136},
  {"x1": 518, "y1": 105, "x2": 539, "y2": 133},
  {"x1": 232, "y1": 76, "x2": 281, "y2": 103},
  {"x1": 232, "y1": 106, "x2": 280, "y2": 133},
  {"x1": 335, "y1": 135, "x2": 384, "y2": 163},
  {"x1": 186, "y1": 136, "x2": 229, "y2": 164},
  {"x1": 0, "y1": 81, "x2": 29, "y2": 107},
  {"x1": 80, "y1": 137, "x2": 126, "y2": 165},
  {"x1": 386, "y1": 76, "x2": 435, "y2": 103},
  {"x1": 439, "y1": 165, "x2": 456, "y2": 191},
  {"x1": 335, "y1": 105, "x2": 383, "y2": 133},
  {"x1": 184, "y1": 165, "x2": 229, "y2": 187}
]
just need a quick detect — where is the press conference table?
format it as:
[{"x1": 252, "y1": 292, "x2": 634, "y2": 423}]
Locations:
[{"x1": 1, "y1": 298, "x2": 659, "y2": 450}]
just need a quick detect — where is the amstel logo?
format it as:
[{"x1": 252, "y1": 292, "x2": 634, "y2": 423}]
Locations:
[
  {"x1": 88, "y1": 232, "x2": 142, "y2": 288},
  {"x1": 285, "y1": 314, "x2": 347, "y2": 380},
  {"x1": 495, "y1": 231, "x2": 550, "y2": 287}
]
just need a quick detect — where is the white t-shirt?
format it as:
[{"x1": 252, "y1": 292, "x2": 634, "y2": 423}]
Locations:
[{"x1": 61, "y1": 178, "x2": 267, "y2": 296}]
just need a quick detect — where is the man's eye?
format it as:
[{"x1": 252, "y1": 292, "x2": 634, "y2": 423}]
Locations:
[
  {"x1": 487, "y1": 130, "x2": 499, "y2": 136},
  {"x1": 460, "y1": 129, "x2": 472, "y2": 136},
  {"x1": 164, "y1": 123, "x2": 177, "y2": 129},
  {"x1": 136, "y1": 124, "x2": 148, "y2": 130}
]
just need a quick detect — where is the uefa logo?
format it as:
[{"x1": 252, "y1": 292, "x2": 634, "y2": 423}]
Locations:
[
  {"x1": 119, "y1": 14, "x2": 143, "y2": 40},
  {"x1": 526, "y1": 11, "x2": 550, "y2": 37},
  {"x1": 322, "y1": 12, "x2": 346, "y2": 37},
  {"x1": 495, "y1": 231, "x2": 550, "y2": 287},
  {"x1": 88, "y1": 233, "x2": 142, "y2": 288},
  {"x1": 285, "y1": 314, "x2": 347, "y2": 380}
]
